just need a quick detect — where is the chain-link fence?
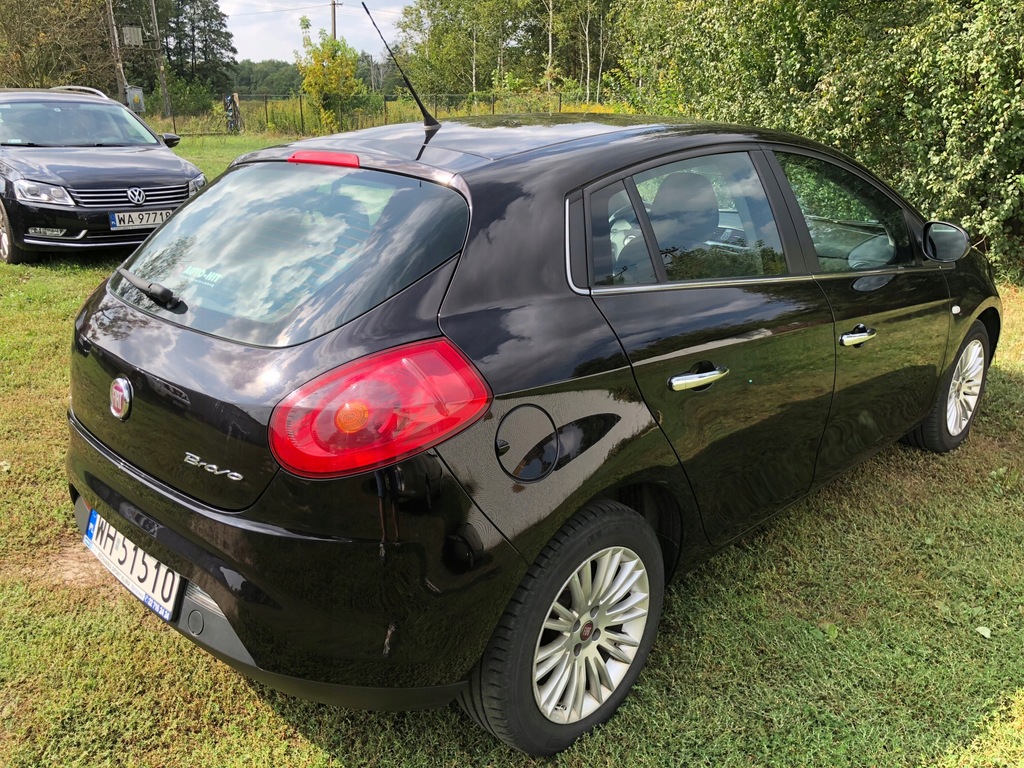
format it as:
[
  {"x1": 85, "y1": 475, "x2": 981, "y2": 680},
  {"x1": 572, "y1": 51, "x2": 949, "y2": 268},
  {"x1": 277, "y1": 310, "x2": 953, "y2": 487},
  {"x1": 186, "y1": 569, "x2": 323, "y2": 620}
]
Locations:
[{"x1": 145, "y1": 91, "x2": 620, "y2": 137}]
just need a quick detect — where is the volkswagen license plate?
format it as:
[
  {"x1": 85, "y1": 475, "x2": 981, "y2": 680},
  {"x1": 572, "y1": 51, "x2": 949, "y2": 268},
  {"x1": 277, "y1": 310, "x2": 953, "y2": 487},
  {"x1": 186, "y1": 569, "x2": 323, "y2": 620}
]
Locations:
[
  {"x1": 84, "y1": 509, "x2": 182, "y2": 621},
  {"x1": 109, "y1": 210, "x2": 172, "y2": 230}
]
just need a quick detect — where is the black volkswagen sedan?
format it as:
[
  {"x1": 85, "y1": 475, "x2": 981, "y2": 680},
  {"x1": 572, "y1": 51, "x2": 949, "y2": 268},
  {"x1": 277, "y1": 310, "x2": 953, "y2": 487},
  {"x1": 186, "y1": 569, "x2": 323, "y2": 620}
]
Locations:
[
  {"x1": 0, "y1": 87, "x2": 205, "y2": 264},
  {"x1": 66, "y1": 115, "x2": 1001, "y2": 755}
]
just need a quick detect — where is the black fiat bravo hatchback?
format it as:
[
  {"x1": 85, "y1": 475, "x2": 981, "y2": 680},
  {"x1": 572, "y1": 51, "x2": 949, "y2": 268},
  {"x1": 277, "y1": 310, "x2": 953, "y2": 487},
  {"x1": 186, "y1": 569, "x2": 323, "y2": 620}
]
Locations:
[{"x1": 67, "y1": 115, "x2": 1001, "y2": 755}]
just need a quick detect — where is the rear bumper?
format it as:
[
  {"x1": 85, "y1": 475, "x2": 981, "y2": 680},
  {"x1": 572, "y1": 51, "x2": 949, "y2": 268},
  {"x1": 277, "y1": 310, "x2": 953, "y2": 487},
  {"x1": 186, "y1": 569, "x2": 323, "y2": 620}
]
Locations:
[
  {"x1": 66, "y1": 410, "x2": 526, "y2": 710},
  {"x1": 71, "y1": 494, "x2": 465, "y2": 710}
]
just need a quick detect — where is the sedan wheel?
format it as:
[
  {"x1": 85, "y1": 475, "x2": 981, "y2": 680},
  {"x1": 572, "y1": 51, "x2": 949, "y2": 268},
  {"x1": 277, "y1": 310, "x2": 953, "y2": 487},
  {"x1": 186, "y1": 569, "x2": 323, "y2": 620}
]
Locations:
[
  {"x1": 0, "y1": 201, "x2": 30, "y2": 264},
  {"x1": 906, "y1": 320, "x2": 990, "y2": 452},
  {"x1": 460, "y1": 500, "x2": 664, "y2": 756}
]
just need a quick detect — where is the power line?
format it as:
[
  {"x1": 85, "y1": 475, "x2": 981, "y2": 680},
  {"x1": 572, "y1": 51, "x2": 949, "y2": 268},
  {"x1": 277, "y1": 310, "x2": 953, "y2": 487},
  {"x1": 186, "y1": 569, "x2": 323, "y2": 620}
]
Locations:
[
  {"x1": 224, "y1": 1, "x2": 401, "y2": 17},
  {"x1": 228, "y1": 4, "x2": 325, "y2": 17}
]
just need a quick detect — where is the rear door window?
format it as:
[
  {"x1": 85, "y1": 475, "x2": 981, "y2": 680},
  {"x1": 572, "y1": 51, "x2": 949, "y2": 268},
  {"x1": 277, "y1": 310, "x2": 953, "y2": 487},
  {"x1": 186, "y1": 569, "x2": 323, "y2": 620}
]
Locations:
[
  {"x1": 113, "y1": 162, "x2": 470, "y2": 347},
  {"x1": 588, "y1": 152, "x2": 787, "y2": 286}
]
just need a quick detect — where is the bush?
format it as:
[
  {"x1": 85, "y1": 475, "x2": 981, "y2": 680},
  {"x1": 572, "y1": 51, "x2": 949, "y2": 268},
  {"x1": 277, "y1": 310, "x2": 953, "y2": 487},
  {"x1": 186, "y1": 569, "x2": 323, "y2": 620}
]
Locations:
[{"x1": 612, "y1": 0, "x2": 1024, "y2": 278}]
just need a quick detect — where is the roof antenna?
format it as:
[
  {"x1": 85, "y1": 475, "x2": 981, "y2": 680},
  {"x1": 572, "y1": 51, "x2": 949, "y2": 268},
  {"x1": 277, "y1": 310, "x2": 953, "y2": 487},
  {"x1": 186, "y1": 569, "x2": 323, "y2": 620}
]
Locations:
[{"x1": 361, "y1": 2, "x2": 440, "y2": 133}]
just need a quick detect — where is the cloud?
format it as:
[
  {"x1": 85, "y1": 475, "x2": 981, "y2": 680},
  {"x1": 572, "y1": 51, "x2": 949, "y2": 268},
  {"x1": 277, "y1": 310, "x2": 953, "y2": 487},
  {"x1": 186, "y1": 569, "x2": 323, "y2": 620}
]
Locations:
[{"x1": 223, "y1": 1, "x2": 408, "y2": 62}]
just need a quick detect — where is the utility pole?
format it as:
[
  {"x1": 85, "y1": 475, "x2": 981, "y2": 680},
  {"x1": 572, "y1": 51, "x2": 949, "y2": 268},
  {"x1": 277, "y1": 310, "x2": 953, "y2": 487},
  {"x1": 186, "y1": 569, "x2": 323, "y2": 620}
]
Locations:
[
  {"x1": 104, "y1": 0, "x2": 128, "y2": 101},
  {"x1": 331, "y1": 0, "x2": 342, "y2": 40},
  {"x1": 147, "y1": 0, "x2": 172, "y2": 117}
]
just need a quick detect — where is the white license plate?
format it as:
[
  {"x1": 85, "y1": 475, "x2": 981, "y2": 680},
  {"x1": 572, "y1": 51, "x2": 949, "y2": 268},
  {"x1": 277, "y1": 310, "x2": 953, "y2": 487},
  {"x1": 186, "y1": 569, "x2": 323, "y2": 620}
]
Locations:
[
  {"x1": 108, "y1": 209, "x2": 172, "y2": 230},
  {"x1": 84, "y1": 509, "x2": 183, "y2": 621}
]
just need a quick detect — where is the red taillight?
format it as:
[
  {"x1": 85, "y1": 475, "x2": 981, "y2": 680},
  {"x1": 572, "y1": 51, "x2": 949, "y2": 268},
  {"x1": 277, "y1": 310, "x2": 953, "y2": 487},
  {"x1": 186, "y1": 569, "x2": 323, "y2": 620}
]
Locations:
[
  {"x1": 269, "y1": 339, "x2": 491, "y2": 478},
  {"x1": 287, "y1": 150, "x2": 360, "y2": 168}
]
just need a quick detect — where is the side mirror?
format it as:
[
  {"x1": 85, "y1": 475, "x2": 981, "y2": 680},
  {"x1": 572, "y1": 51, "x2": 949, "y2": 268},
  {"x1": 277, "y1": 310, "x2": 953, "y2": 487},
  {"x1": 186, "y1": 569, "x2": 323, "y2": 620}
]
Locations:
[
  {"x1": 923, "y1": 221, "x2": 970, "y2": 263},
  {"x1": 161, "y1": 133, "x2": 181, "y2": 148}
]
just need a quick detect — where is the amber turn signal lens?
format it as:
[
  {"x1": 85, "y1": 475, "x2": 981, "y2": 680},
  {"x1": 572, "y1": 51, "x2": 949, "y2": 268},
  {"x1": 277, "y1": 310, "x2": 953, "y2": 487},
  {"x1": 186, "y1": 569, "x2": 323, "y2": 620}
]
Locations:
[{"x1": 335, "y1": 401, "x2": 370, "y2": 434}]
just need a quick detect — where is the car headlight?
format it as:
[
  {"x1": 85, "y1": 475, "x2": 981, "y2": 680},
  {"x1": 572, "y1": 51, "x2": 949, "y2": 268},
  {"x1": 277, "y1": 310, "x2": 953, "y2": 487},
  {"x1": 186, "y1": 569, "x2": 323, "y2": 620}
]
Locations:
[
  {"x1": 188, "y1": 174, "x2": 207, "y2": 196},
  {"x1": 13, "y1": 179, "x2": 74, "y2": 207}
]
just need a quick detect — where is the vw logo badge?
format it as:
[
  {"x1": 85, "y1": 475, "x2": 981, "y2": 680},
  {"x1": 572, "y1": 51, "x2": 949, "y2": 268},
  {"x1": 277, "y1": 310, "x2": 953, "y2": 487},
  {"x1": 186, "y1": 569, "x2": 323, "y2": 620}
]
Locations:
[
  {"x1": 110, "y1": 377, "x2": 133, "y2": 420},
  {"x1": 126, "y1": 187, "x2": 146, "y2": 205}
]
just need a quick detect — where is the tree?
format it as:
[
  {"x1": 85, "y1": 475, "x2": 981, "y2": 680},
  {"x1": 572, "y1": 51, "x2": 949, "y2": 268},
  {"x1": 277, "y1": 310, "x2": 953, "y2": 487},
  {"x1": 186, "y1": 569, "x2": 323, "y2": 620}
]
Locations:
[
  {"x1": 397, "y1": 0, "x2": 541, "y2": 94},
  {"x1": 164, "y1": 0, "x2": 236, "y2": 93},
  {"x1": 294, "y1": 16, "x2": 363, "y2": 133},
  {"x1": 233, "y1": 59, "x2": 302, "y2": 95},
  {"x1": 0, "y1": 0, "x2": 114, "y2": 89},
  {"x1": 114, "y1": 0, "x2": 174, "y2": 94},
  {"x1": 355, "y1": 52, "x2": 400, "y2": 93}
]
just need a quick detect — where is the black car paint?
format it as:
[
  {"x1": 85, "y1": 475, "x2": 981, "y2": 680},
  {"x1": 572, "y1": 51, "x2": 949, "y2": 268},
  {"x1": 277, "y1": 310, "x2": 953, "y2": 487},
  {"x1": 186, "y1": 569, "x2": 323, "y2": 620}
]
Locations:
[{"x1": 66, "y1": 115, "x2": 1001, "y2": 709}]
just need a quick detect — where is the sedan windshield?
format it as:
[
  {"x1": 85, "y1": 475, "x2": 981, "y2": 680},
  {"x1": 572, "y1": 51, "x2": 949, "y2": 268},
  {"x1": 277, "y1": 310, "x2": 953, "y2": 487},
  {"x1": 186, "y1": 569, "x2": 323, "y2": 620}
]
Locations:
[{"x1": 0, "y1": 101, "x2": 159, "y2": 147}]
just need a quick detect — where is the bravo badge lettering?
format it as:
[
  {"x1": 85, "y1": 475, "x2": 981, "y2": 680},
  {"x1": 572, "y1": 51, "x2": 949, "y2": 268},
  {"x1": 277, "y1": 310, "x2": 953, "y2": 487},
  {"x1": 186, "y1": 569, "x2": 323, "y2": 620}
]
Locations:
[{"x1": 183, "y1": 452, "x2": 244, "y2": 481}]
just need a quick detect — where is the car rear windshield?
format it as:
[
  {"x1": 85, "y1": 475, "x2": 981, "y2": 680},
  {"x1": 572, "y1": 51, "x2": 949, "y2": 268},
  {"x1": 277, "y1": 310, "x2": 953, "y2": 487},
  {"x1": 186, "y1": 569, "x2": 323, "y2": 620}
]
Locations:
[{"x1": 111, "y1": 162, "x2": 470, "y2": 347}]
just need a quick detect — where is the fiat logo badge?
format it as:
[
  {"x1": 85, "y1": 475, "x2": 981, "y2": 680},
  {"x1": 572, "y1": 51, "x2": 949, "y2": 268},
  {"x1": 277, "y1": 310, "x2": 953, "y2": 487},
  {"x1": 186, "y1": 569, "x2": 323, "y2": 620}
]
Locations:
[
  {"x1": 126, "y1": 187, "x2": 146, "y2": 205},
  {"x1": 110, "y1": 377, "x2": 133, "y2": 420}
]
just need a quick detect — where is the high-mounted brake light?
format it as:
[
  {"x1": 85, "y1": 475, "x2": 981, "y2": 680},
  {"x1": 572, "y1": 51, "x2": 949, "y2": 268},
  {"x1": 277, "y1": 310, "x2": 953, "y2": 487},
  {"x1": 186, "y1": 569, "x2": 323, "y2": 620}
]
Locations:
[
  {"x1": 269, "y1": 339, "x2": 491, "y2": 478},
  {"x1": 287, "y1": 150, "x2": 360, "y2": 168}
]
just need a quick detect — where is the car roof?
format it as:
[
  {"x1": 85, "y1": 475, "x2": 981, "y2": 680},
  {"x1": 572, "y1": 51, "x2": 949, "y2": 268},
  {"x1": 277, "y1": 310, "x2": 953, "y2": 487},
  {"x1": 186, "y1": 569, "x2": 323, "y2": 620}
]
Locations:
[
  {"x1": 0, "y1": 88, "x2": 114, "y2": 104},
  {"x1": 237, "y1": 114, "x2": 840, "y2": 185}
]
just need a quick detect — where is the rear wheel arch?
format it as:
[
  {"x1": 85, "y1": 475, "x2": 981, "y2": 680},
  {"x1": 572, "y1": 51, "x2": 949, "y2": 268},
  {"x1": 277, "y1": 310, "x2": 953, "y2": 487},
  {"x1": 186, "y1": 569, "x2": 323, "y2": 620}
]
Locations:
[{"x1": 609, "y1": 482, "x2": 685, "y2": 578}]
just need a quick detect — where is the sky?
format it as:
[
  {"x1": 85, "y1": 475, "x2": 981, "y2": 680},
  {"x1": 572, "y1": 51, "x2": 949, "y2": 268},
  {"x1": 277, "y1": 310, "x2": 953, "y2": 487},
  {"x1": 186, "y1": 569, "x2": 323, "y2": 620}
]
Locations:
[{"x1": 221, "y1": 1, "x2": 410, "y2": 63}]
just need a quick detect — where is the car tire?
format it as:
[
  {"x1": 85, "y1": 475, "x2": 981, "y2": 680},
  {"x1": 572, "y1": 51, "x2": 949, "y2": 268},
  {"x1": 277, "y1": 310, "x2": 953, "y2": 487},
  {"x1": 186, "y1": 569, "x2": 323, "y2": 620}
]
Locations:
[
  {"x1": 905, "y1": 320, "x2": 990, "y2": 453},
  {"x1": 459, "y1": 500, "x2": 664, "y2": 756},
  {"x1": 0, "y1": 201, "x2": 31, "y2": 264}
]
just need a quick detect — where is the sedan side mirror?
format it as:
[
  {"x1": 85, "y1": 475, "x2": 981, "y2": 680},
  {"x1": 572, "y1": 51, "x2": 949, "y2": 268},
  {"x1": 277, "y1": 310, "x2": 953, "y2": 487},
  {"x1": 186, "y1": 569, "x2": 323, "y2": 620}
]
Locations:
[
  {"x1": 161, "y1": 133, "x2": 181, "y2": 148},
  {"x1": 923, "y1": 221, "x2": 970, "y2": 263}
]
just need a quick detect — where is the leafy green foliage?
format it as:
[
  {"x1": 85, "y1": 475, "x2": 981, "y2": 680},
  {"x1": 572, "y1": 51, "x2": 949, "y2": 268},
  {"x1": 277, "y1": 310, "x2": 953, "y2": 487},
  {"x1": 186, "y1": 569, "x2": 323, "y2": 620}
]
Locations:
[
  {"x1": 610, "y1": 0, "x2": 1024, "y2": 278},
  {"x1": 161, "y1": 68, "x2": 215, "y2": 116},
  {"x1": 294, "y1": 17, "x2": 363, "y2": 134},
  {"x1": 396, "y1": 0, "x2": 616, "y2": 98},
  {"x1": 0, "y1": 0, "x2": 113, "y2": 89},
  {"x1": 233, "y1": 59, "x2": 302, "y2": 95}
]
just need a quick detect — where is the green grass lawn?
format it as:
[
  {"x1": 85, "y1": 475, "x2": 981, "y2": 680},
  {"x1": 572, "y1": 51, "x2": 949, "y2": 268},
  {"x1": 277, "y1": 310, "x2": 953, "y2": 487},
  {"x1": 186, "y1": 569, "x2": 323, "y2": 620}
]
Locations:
[
  {"x1": 1, "y1": 135, "x2": 1023, "y2": 766},
  {"x1": 174, "y1": 134, "x2": 300, "y2": 180}
]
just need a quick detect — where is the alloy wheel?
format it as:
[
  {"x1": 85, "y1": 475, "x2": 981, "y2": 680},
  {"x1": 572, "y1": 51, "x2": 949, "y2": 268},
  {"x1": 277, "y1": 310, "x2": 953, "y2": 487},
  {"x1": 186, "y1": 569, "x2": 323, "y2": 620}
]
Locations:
[
  {"x1": 946, "y1": 339, "x2": 985, "y2": 437},
  {"x1": 532, "y1": 545, "x2": 651, "y2": 724}
]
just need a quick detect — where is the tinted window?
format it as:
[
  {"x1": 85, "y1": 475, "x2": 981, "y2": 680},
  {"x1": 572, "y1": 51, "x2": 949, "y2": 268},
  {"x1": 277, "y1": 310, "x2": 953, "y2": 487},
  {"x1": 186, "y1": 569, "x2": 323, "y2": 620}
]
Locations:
[
  {"x1": 113, "y1": 163, "x2": 469, "y2": 347},
  {"x1": 589, "y1": 153, "x2": 786, "y2": 286},
  {"x1": 774, "y1": 152, "x2": 913, "y2": 271},
  {"x1": 634, "y1": 153, "x2": 786, "y2": 282},
  {"x1": 590, "y1": 180, "x2": 656, "y2": 286},
  {"x1": 0, "y1": 100, "x2": 158, "y2": 146}
]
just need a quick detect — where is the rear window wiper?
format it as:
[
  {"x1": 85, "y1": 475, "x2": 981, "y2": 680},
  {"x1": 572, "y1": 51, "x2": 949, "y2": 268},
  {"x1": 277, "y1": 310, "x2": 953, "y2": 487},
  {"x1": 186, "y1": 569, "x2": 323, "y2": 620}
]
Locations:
[{"x1": 117, "y1": 267, "x2": 180, "y2": 309}]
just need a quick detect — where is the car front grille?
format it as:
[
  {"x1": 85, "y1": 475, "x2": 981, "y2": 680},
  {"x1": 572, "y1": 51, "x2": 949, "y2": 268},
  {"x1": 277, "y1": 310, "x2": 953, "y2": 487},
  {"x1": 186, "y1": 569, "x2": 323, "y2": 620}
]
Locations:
[{"x1": 69, "y1": 183, "x2": 189, "y2": 209}]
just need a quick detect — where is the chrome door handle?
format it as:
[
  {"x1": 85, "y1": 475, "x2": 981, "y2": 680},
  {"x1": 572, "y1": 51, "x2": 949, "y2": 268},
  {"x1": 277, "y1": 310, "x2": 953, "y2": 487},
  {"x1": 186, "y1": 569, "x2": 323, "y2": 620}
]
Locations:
[
  {"x1": 839, "y1": 326, "x2": 877, "y2": 347},
  {"x1": 669, "y1": 366, "x2": 730, "y2": 391}
]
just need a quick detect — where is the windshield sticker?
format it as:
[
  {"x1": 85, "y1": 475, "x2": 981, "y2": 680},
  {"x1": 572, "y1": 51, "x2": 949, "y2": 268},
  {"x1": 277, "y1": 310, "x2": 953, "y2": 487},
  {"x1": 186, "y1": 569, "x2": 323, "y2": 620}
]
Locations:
[{"x1": 183, "y1": 265, "x2": 224, "y2": 287}]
